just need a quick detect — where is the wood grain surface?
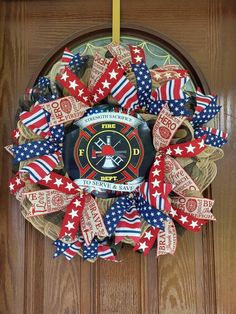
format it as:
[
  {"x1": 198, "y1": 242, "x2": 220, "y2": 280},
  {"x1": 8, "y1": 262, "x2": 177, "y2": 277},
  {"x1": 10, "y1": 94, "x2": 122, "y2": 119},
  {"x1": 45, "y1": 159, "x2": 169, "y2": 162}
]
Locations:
[{"x1": 0, "y1": 0, "x2": 236, "y2": 313}]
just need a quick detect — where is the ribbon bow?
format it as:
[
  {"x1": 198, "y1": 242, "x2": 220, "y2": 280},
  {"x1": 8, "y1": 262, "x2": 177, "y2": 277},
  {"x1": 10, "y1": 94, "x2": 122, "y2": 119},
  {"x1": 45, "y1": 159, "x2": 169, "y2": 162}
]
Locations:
[
  {"x1": 131, "y1": 60, "x2": 191, "y2": 117},
  {"x1": 12, "y1": 106, "x2": 64, "y2": 183},
  {"x1": 191, "y1": 88, "x2": 228, "y2": 147}
]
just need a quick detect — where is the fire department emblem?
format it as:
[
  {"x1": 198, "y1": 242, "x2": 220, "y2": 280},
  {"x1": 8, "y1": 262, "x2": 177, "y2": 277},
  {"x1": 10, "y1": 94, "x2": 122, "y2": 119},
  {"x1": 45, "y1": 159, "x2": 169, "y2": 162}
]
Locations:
[{"x1": 63, "y1": 111, "x2": 155, "y2": 188}]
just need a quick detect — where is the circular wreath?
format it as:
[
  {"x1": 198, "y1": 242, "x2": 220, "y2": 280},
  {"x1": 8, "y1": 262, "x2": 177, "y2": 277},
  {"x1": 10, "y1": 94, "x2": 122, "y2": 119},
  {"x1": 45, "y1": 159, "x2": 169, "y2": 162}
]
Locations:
[{"x1": 8, "y1": 41, "x2": 228, "y2": 262}]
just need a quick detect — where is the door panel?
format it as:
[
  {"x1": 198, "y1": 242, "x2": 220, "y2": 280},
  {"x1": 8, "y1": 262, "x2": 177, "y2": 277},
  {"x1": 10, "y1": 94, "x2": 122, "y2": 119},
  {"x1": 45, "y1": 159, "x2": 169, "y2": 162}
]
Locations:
[{"x1": 1, "y1": 1, "x2": 235, "y2": 313}]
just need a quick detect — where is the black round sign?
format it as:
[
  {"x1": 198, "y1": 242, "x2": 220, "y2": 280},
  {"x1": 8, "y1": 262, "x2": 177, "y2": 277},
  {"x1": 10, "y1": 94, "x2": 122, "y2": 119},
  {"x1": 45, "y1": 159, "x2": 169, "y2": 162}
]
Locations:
[{"x1": 63, "y1": 110, "x2": 155, "y2": 196}]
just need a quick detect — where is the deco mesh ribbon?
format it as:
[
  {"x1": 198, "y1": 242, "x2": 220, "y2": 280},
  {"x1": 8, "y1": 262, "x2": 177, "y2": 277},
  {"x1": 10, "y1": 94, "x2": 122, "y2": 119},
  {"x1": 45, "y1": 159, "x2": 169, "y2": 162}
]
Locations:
[{"x1": 7, "y1": 44, "x2": 228, "y2": 262}]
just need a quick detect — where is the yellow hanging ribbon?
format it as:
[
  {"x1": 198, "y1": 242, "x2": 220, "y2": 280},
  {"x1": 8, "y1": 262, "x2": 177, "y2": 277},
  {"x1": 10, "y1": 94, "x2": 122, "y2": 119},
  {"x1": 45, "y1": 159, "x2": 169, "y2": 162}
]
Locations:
[{"x1": 112, "y1": 0, "x2": 120, "y2": 44}]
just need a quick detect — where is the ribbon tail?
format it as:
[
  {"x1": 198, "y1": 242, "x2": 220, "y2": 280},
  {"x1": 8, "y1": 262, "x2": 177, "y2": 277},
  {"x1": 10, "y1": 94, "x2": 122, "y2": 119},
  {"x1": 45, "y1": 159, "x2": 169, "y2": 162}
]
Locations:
[
  {"x1": 194, "y1": 127, "x2": 228, "y2": 148},
  {"x1": 169, "y1": 206, "x2": 209, "y2": 232},
  {"x1": 133, "y1": 227, "x2": 159, "y2": 255},
  {"x1": 135, "y1": 195, "x2": 170, "y2": 230},
  {"x1": 83, "y1": 238, "x2": 98, "y2": 260},
  {"x1": 20, "y1": 105, "x2": 51, "y2": 139},
  {"x1": 103, "y1": 196, "x2": 133, "y2": 236},
  {"x1": 114, "y1": 205, "x2": 141, "y2": 245},
  {"x1": 59, "y1": 193, "x2": 85, "y2": 241},
  {"x1": 157, "y1": 220, "x2": 177, "y2": 256},
  {"x1": 19, "y1": 151, "x2": 61, "y2": 183},
  {"x1": 98, "y1": 241, "x2": 117, "y2": 261}
]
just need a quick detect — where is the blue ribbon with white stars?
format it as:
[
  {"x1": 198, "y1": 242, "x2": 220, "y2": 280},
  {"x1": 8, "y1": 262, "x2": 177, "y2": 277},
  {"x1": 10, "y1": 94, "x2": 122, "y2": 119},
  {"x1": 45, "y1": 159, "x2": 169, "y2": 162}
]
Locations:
[
  {"x1": 33, "y1": 76, "x2": 59, "y2": 103},
  {"x1": 131, "y1": 61, "x2": 191, "y2": 117},
  {"x1": 191, "y1": 96, "x2": 221, "y2": 127},
  {"x1": 104, "y1": 196, "x2": 133, "y2": 236},
  {"x1": 68, "y1": 53, "x2": 86, "y2": 74},
  {"x1": 103, "y1": 195, "x2": 170, "y2": 238},
  {"x1": 83, "y1": 238, "x2": 99, "y2": 260},
  {"x1": 134, "y1": 195, "x2": 169, "y2": 230},
  {"x1": 12, "y1": 115, "x2": 64, "y2": 163}
]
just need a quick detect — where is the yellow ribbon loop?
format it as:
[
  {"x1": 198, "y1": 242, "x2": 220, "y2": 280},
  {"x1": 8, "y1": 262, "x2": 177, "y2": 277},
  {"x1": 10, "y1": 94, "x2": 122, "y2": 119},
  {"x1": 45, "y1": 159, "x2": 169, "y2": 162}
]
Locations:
[{"x1": 112, "y1": 0, "x2": 120, "y2": 44}]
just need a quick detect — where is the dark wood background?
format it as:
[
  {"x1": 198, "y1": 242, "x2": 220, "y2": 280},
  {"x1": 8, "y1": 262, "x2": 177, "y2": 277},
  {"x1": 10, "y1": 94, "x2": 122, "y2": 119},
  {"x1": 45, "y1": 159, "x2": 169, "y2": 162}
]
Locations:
[{"x1": 0, "y1": 0, "x2": 236, "y2": 313}]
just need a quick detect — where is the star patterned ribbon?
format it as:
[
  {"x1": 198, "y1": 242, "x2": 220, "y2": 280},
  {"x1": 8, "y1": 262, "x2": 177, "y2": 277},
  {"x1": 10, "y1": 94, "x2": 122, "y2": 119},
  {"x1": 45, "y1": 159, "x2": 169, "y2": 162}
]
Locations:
[
  {"x1": 131, "y1": 61, "x2": 191, "y2": 116},
  {"x1": 194, "y1": 127, "x2": 228, "y2": 147},
  {"x1": 56, "y1": 57, "x2": 125, "y2": 106},
  {"x1": 82, "y1": 238, "x2": 116, "y2": 261},
  {"x1": 190, "y1": 88, "x2": 227, "y2": 147},
  {"x1": 191, "y1": 89, "x2": 220, "y2": 126},
  {"x1": 58, "y1": 194, "x2": 85, "y2": 240},
  {"x1": 53, "y1": 236, "x2": 84, "y2": 260},
  {"x1": 138, "y1": 136, "x2": 206, "y2": 213},
  {"x1": 32, "y1": 76, "x2": 59, "y2": 104},
  {"x1": 9, "y1": 173, "x2": 25, "y2": 194},
  {"x1": 133, "y1": 227, "x2": 159, "y2": 255},
  {"x1": 103, "y1": 196, "x2": 133, "y2": 236},
  {"x1": 169, "y1": 206, "x2": 208, "y2": 232},
  {"x1": 129, "y1": 45, "x2": 146, "y2": 64},
  {"x1": 16, "y1": 105, "x2": 65, "y2": 183},
  {"x1": 103, "y1": 195, "x2": 169, "y2": 245},
  {"x1": 38, "y1": 172, "x2": 84, "y2": 240}
]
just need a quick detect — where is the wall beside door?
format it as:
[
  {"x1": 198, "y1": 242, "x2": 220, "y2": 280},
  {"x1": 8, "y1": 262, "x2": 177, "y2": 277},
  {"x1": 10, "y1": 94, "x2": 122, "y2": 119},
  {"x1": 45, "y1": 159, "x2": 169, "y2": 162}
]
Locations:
[{"x1": 0, "y1": 1, "x2": 235, "y2": 313}]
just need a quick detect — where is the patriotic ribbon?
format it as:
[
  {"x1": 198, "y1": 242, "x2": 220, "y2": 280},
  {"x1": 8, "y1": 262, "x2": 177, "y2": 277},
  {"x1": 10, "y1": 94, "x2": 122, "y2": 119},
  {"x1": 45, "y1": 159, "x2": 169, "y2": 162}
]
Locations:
[
  {"x1": 54, "y1": 235, "x2": 116, "y2": 261},
  {"x1": 20, "y1": 105, "x2": 51, "y2": 138},
  {"x1": 11, "y1": 139, "x2": 61, "y2": 163},
  {"x1": 56, "y1": 57, "x2": 125, "y2": 106},
  {"x1": 38, "y1": 172, "x2": 80, "y2": 194},
  {"x1": 131, "y1": 61, "x2": 191, "y2": 116},
  {"x1": 191, "y1": 89, "x2": 221, "y2": 127},
  {"x1": 103, "y1": 196, "x2": 133, "y2": 236},
  {"x1": 129, "y1": 45, "x2": 146, "y2": 64},
  {"x1": 138, "y1": 136, "x2": 206, "y2": 212},
  {"x1": 82, "y1": 238, "x2": 116, "y2": 261},
  {"x1": 103, "y1": 194, "x2": 169, "y2": 244},
  {"x1": 194, "y1": 127, "x2": 228, "y2": 148},
  {"x1": 38, "y1": 172, "x2": 84, "y2": 240},
  {"x1": 134, "y1": 220, "x2": 178, "y2": 257},
  {"x1": 138, "y1": 155, "x2": 172, "y2": 212},
  {"x1": 53, "y1": 236, "x2": 84, "y2": 260},
  {"x1": 169, "y1": 206, "x2": 208, "y2": 232},
  {"x1": 114, "y1": 205, "x2": 141, "y2": 244},
  {"x1": 189, "y1": 88, "x2": 227, "y2": 147},
  {"x1": 19, "y1": 151, "x2": 61, "y2": 183},
  {"x1": 150, "y1": 67, "x2": 188, "y2": 86},
  {"x1": 17, "y1": 106, "x2": 65, "y2": 183},
  {"x1": 133, "y1": 227, "x2": 159, "y2": 255},
  {"x1": 134, "y1": 195, "x2": 170, "y2": 229},
  {"x1": 58, "y1": 194, "x2": 85, "y2": 240},
  {"x1": 11, "y1": 128, "x2": 20, "y2": 143},
  {"x1": 9, "y1": 173, "x2": 25, "y2": 194},
  {"x1": 32, "y1": 76, "x2": 59, "y2": 103},
  {"x1": 60, "y1": 47, "x2": 74, "y2": 70}
]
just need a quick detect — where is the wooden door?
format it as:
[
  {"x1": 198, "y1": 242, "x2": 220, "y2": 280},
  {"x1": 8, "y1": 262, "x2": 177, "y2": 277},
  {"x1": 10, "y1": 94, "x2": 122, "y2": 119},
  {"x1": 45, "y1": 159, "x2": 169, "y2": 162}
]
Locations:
[{"x1": 1, "y1": 1, "x2": 236, "y2": 313}]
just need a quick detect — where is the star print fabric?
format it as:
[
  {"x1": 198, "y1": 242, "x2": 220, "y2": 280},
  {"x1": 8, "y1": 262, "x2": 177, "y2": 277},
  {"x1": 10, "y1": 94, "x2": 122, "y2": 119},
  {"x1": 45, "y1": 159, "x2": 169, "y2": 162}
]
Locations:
[{"x1": 104, "y1": 196, "x2": 133, "y2": 236}]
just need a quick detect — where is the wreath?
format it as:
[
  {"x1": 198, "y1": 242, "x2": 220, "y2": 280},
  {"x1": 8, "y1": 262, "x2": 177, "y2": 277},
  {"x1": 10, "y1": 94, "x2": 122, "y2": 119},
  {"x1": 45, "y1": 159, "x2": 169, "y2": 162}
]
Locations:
[{"x1": 7, "y1": 42, "x2": 228, "y2": 262}]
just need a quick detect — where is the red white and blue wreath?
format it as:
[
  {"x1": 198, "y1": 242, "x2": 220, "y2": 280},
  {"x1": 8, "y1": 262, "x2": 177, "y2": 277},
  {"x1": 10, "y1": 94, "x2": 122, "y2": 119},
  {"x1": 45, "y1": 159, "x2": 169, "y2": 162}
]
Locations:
[{"x1": 7, "y1": 44, "x2": 228, "y2": 262}]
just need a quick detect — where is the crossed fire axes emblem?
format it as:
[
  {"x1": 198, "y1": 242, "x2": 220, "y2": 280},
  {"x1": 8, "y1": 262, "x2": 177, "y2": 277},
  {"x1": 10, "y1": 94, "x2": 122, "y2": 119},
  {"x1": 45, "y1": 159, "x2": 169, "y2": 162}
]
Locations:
[{"x1": 91, "y1": 136, "x2": 127, "y2": 169}]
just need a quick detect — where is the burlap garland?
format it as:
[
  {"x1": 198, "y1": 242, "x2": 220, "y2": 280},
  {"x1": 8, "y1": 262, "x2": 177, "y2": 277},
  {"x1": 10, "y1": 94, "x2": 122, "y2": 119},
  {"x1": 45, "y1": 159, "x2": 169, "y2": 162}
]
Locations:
[{"x1": 15, "y1": 52, "x2": 223, "y2": 251}]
